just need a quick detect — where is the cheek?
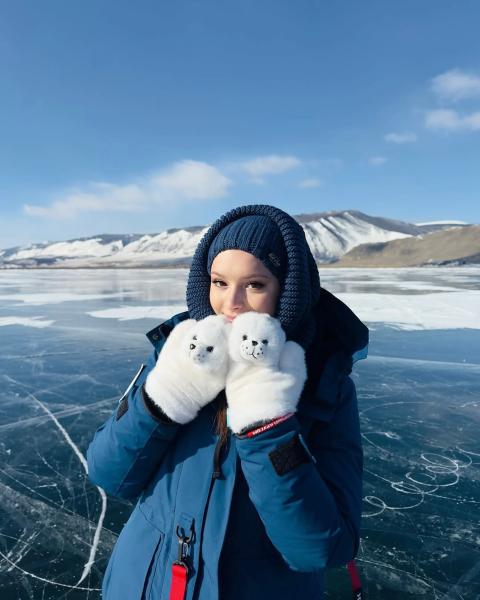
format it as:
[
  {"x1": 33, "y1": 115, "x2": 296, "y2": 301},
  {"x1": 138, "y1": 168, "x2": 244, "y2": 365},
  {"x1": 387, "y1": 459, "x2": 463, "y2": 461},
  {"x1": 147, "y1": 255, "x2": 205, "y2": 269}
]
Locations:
[
  {"x1": 251, "y1": 290, "x2": 278, "y2": 314},
  {"x1": 209, "y1": 288, "x2": 220, "y2": 313}
]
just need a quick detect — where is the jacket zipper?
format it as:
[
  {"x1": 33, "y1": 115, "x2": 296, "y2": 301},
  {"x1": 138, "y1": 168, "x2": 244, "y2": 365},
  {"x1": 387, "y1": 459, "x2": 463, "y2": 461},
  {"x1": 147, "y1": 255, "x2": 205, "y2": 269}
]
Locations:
[{"x1": 190, "y1": 433, "x2": 230, "y2": 599}]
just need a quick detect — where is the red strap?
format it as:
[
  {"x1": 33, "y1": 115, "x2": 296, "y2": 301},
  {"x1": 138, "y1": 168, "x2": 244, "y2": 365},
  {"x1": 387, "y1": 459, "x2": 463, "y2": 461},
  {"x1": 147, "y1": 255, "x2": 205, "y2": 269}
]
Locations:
[
  {"x1": 347, "y1": 560, "x2": 363, "y2": 598},
  {"x1": 169, "y1": 563, "x2": 188, "y2": 600},
  {"x1": 245, "y1": 413, "x2": 295, "y2": 437}
]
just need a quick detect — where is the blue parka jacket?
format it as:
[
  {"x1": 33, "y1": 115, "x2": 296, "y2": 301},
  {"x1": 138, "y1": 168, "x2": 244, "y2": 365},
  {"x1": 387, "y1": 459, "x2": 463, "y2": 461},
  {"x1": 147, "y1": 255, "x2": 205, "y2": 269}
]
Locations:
[{"x1": 86, "y1": 288, "x2": 368, "y2": 600}]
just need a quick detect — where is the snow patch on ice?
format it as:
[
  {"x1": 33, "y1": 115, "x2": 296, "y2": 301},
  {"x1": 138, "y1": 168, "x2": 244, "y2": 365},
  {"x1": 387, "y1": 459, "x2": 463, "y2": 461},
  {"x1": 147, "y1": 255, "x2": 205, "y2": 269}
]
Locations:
[
  {"x1": 0, "y1": 316, "x2": 54, "y2": 328},
  {"x1": 0, "y1": 291, "x2": 137, "y2": 306},
  {"x1": 338, "y1": 290, "x2": 480, "y2": 330},
  {"x1": 87, "y1": 305, "x2": 187, "y2": 321}
]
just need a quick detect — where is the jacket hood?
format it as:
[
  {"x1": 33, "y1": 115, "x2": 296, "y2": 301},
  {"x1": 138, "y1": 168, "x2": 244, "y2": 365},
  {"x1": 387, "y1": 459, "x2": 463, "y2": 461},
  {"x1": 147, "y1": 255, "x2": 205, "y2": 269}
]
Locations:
[{"x1": 298, "y1": 287, "x2": 369, "y2": 422}]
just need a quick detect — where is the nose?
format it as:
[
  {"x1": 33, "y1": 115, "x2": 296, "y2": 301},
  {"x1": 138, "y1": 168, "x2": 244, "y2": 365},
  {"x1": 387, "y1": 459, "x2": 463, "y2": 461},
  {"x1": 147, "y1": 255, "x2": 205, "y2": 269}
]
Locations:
[
  {"x1": 251, "y1": 340, "x2": 258, "y2": 346},
  {"x1": 225, "y1": 285, "x2": 245, "y2": 311}
]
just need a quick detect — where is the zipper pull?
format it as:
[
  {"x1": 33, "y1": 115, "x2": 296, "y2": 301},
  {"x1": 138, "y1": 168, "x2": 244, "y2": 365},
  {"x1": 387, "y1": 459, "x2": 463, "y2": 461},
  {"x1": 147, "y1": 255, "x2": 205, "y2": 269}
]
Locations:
[{"x1": 169, "y1": 524, "x2": 194, "y2": 600}]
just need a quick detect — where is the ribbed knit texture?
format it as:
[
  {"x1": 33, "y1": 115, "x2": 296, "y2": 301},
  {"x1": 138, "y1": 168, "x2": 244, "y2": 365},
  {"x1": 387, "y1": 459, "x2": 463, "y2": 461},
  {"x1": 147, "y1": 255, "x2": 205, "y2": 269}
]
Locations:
[
  {"x1": 207, "y1": 215, "x2": 288, "y2": 283},
  {"x1": 186, "y1": 204, "x2": 321, "y2": 349}
]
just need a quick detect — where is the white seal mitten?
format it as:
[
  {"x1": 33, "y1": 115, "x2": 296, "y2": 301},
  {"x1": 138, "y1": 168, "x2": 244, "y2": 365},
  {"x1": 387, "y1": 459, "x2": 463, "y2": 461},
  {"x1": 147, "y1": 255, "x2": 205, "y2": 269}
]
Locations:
[
  {"x1": 144, "y1": 314, "x2": 230, "y2": 424},
  {"x1": 225, "y1": 311, "x2": 307, "y2": 434}
]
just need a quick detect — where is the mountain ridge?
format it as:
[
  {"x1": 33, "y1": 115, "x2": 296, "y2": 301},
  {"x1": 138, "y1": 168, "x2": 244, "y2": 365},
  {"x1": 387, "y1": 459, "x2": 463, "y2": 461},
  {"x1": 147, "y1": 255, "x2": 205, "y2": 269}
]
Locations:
[
  {"x1": 332, "y1": 225, "x2": 480, "y2": 267},
  {"x1": 0, "y1": 210, "x2": 474, "y2": 269}
]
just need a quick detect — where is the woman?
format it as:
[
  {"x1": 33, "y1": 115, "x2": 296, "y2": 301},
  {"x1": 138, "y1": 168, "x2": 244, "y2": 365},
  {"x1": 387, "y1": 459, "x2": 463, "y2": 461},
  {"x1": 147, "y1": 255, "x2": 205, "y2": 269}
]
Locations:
[{"x1": 87, "y1": 204, "x2": 368, "y2": 599}]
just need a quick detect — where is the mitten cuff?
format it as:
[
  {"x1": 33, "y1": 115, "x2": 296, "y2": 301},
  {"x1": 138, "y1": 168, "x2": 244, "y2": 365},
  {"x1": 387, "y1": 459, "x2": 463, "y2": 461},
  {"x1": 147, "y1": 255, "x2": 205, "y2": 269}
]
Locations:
[
  {"x1": 227, "y1": 396, "x2": 299, "y2": 435},
  {"x1": 142, "y1": 384, "x2": 176, "y2": 425},
  {"x1": 144, "y1": 369, "x2": 199, "y2": 425}
]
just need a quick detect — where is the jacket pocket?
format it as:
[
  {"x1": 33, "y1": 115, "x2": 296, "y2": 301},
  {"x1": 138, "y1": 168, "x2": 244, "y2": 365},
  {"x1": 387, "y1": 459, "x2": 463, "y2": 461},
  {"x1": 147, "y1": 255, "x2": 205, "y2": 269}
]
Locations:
[{"x1": 102, "y1": 506, "x2": 164, "y2": 600}]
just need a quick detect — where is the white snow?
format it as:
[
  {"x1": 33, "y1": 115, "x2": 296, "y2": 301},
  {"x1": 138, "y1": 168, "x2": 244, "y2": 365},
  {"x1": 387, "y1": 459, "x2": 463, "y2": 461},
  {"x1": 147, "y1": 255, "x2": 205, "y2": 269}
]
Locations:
[
  {"x1": 13, "y1": 239, "x2": 124, "y2": 260},
  {"x1": 120, "y1": 228, "x2": 208, "y2": 257},
  {"x1": 337, "y1": 290, "x2": 480, "y2": 330},
  {"x1": 0, "y1": 291, "x2": 138, "y2": 306},
  {"x1": 0, "y1": 316, "x2": 54, "y2": 328},
  {"x1": 5, "y1": 228, "x2": 210, "y2": 266},
  {"x1": 88, "y1": 290, "x2": 480, "y2": 330},
  {"x1": 1, "y1": 266, "x2": 478, "y2": 331},
  {"x1": 1, "y1": 212, "x2": 417, "y2": 266},
  {"x1": 415, "y1": 220, "x2": 468, "y2": 226},
  {"x1": 330, "y1": 280, "x2": 460, "y2": 292},
  {"x1": 87, "y1": 305, "x2": 187, "y2": 321},
  {"x1": 303, "y1": 212, "x2": 411, "y2": 261}
]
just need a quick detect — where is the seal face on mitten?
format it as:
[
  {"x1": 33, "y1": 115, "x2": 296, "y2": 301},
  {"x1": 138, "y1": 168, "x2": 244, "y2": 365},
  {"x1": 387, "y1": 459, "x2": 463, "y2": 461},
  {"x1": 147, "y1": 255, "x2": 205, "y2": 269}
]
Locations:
[
  {"x1": 225, "y1": 312, "x2": 307, "y2": 434},
  {"x1": 144, "y1": 314, "x2": 230, "y2": 424},
  {"x1": 228, "y1": 312, "x2": 286, "y2": 368},
  {"x1": 185, "y1": 314, "x2": 230, "y2": 374}
]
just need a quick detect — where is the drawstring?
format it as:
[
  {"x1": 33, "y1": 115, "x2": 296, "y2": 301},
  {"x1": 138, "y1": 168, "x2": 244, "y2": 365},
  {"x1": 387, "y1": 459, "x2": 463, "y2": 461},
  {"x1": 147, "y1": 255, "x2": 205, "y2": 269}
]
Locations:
[{"x1": 212, "y1": 434, "x2": 228, "y2": 479}]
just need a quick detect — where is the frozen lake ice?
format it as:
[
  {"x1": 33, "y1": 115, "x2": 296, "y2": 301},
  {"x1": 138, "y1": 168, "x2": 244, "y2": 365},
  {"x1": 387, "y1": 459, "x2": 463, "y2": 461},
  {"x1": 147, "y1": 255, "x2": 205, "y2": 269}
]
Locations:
[{"x1": 0, "y1": 267, "x2": 479, "y2": 599}]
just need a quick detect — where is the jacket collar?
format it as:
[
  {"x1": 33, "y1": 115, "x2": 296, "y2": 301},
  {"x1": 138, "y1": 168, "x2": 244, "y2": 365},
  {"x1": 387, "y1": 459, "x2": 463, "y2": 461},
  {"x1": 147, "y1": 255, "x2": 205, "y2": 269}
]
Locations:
[{"x1": 146, "y1": 311, "x2": 191, "y2": 352}]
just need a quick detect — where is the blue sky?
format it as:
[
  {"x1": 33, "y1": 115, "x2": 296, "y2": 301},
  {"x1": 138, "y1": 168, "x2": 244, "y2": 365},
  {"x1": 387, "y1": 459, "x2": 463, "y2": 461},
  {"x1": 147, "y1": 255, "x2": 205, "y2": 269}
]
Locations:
[{"x1": 1, "y1": 0, "x2": 479, "y2": 248}]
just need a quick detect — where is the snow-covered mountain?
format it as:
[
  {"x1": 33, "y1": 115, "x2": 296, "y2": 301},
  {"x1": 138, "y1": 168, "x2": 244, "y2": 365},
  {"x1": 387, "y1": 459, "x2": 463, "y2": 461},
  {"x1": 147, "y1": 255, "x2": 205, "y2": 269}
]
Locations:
[{"x1": 0, "y1": 210, "x2": 469, "y2": 269}]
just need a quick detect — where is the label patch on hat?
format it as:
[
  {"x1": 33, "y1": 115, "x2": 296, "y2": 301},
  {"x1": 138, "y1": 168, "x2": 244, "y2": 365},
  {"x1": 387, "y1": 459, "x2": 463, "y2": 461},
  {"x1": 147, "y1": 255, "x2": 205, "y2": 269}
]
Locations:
[
  {"x1": 268, "y1": 434, "x2": 311, "y2": 476},
  {"x1": 268, "y1": 252, "x2": 281, "y2": 267}
]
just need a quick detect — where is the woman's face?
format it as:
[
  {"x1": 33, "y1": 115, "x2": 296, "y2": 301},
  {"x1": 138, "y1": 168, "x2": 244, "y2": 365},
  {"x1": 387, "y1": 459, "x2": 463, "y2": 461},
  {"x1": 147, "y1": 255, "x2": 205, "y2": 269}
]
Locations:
[{"x1": 209, "y1": 250, "x2": 281, "y2": 321}]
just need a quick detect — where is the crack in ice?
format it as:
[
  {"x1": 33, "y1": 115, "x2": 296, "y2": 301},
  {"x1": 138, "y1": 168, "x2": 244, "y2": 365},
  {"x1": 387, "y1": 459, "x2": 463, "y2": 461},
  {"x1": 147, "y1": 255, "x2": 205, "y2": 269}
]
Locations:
[{"x1": 30, "y1": 395, "x2": 107, "y2": 588}]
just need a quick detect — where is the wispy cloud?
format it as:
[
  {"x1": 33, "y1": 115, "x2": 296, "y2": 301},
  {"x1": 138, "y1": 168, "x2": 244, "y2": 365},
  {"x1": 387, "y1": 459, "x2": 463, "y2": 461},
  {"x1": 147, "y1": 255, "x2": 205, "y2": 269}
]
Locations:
[
  {"x1": 235, "y1": 154, "x2": 301, "y2": 183},
  {"x1": 151, "y1": 161, "x2": 231, "y2": 199},
  {"x1": 431, "y1": 69, "x2": 480, "y2": 102},
  {"x1": 23, "y1": 160, "x2": 232, "y2": 220},
  {"x1": 425, "y1": 109, "x2": 480, "y2": 132},
  {"x1": 384, "y1": 132, "x2": 418, "y2": 144},
  {"x1": 298, "y1": 178, "x2": 323, "y2": 189},
  {"x1": 369, "y1": 156, "x2": 388, "y2": 166}
]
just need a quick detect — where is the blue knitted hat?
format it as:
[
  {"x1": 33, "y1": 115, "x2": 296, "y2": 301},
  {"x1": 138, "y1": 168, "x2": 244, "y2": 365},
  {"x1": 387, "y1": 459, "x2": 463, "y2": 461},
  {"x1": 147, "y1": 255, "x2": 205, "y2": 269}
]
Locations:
[
  {"x1": 206, "y1": 215, "x2": 288, "y2": 283},
  {"x1": 186, "y1": 204, "x2": 321, "y2": 349}
]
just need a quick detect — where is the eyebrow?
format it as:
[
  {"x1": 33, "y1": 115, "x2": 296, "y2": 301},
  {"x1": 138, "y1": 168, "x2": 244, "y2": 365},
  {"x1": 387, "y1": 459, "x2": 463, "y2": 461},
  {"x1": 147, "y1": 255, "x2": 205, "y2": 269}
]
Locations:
[{"x1": 210, "y1": 271, "x2": 271, "y2": 280}]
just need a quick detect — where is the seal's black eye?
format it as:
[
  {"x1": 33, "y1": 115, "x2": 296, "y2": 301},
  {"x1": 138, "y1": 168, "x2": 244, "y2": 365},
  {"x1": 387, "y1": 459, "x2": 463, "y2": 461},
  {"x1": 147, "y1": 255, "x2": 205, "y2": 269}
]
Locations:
[
  {"x1": 190, "y1": 343, "x2": 196, "y2": 350},
  {"x1": 192, "y1": 335, "x2": 197, "y2": 340},
  {"x1": 206, "y1": 346, "x2": 214, "y2": 352},
  {"x1": 262, "y1": 339, "x2": 268, "y2": 344},
  {"x1": 242, "y1": 335, "x2": 247, "y2": 340}
]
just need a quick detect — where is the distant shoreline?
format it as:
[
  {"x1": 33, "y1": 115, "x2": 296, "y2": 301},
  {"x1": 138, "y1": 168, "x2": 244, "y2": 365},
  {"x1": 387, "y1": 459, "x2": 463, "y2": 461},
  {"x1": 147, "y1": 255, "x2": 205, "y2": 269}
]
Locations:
[{"x1": 1, "y1": 262, "x2": 478, "y2": 271}]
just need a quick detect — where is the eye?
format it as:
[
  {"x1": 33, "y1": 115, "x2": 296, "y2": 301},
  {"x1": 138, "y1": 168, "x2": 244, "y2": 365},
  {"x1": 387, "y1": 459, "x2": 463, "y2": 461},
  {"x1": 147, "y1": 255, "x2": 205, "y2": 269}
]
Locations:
[
  {"x1": 206, "y1": 346, "x2": 214, "y2": 352},
  {"x1": 242, "y1": 335, "x2": 247, "y2": 340},
  {"x1": 247, "y1": 281, "x2": 264, "y2": 289},
  {"x1": 192, "y1": 335, "x2": 197, "y2": 340},
  {"x1": 190, "y1": 343, "x2": 196, "y2": 350},
  {"x1": 262, "y1": 339, "x2": 268, "y2": 344},
  {"x1": 211, "y1": 279, "x2": 226, "y2": 287}
]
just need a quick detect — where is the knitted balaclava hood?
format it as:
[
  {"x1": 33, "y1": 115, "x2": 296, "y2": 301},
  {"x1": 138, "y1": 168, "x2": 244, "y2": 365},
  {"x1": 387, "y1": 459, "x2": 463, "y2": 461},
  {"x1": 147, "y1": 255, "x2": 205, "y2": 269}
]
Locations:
[{"x1": 186, "y1": 204, "x2": 321, "y2": 349}]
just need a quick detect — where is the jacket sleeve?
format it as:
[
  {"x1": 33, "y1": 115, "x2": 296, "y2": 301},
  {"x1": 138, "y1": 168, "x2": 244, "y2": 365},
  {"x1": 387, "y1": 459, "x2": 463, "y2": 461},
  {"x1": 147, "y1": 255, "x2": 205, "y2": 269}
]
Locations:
[
  {"x1": 86, "y1": 347, "x2": 181, "y2": 501},
  {"x1": 234, "y1": 375, "x2": 363, "y2": 572}
]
